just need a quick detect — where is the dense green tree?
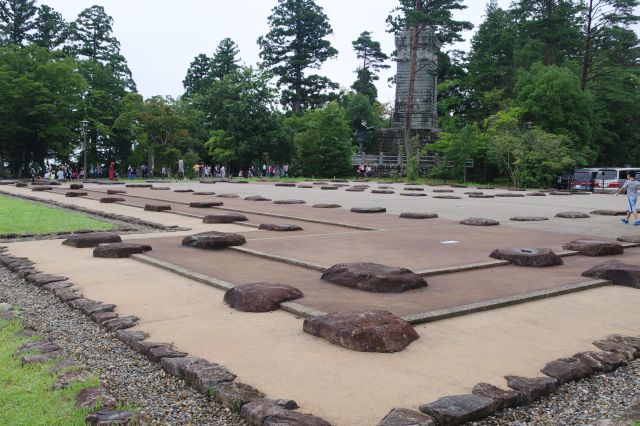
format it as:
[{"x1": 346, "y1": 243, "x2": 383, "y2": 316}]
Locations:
[
  {"x1": 512, "y1": 0, "x2": 583, "y2": 67},
  {"x1": 183, "y1": 53, "x2": 213, "y2": 97},
  {"x1": 288, "y1": 101, "x2": 352, "y2": 177},
  {"x1": 258, "y1": 0, "x2": 338, "y2": 113},
  {"x1": 342, "y1": 92, "x2": 383, "y2": 153},
  {"x1": 199, "y1": 67, "x2": 292, "y2": 168},
  {"x1": 351, "y1": 31, "x2": 389, "y2": 102},
  {"x1": 431, "y1": 124, "x2": 485, "y2": 182},
  {"x1": 466, "y1": 1, "x2": 517, "y2": 97},
  {"x1": 67, "y1": 5, "x2": 135, "y2": 90},
  {"x1": 579, "y1": 0, "x2": 639, "y2": 90},
  {"x1": 0, "y1": 0, "x2": 37, "y2": 45},
  {"x1": 211, "y1": 37, "x2": 240, "y2": 80},
  {"x1": 31, "y1": 4, "x2": 67, "y2": 50},
  {"x1": 0, "y1": 45, "x2": 86, "y2": 176},
  {"x1": 515, "y1": 63, "x2": 594, "y2": 161}
]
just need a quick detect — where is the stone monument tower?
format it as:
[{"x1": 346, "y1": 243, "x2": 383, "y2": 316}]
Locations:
[{"x1": 380, "y1": 28, "x2": 441, "y2": 154}]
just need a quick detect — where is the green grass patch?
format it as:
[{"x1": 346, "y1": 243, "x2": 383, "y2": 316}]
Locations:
[
  {"x1": 0, "y1": 318, "x2": 99, "y2": 425},
  {"x1": 0, "y1": 195, "x2": 114, "y2": 235}
]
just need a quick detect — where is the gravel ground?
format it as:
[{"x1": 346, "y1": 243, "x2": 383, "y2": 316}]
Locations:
[
  {"x1": 473, "y1": 362, "x2": 639, "y2": 426},
  {"x1": 0, "y1": 266, "x2": 246, "y2": 425}
]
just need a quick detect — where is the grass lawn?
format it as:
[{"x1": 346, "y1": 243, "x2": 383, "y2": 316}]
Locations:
[
  {"x1": 0, "y1": 318, "x2": 99, "y2": 425},
  {"x1": 0, "y1": 195, "x2": 114, "y2": 235}
]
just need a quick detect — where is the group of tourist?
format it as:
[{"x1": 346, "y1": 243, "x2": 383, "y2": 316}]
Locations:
[
  {"x1": 126, "y1": 164, "x2": 149, "y2": 180},
  {"x1": 356, "y1": 163, "x2": 374, "y2": 178},
  {"x1": 262, "y1": 164, "x2": 288, "y2": 178}
]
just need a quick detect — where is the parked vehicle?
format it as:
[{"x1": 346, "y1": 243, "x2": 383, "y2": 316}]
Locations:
[
  {"x1": 570, "y1": 168, "x2": 599, "y2": 191},
  {"x1": 593, "y1": 168, "x2": 640, "y2": 190}
]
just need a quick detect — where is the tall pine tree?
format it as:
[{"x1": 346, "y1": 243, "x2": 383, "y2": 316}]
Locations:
[
  {"x1": 257, "y1": 0, "x2": 338, "y2": 113},
  {"x1": 183, "y1": 54, "x2": 213, "y2": 97},
  {"x1": 31, "y1": 5, "x2": 67, "y2": 50},
  {"x1": 351, "y1": 31, "x2": 389, "y2": 102},
  {"x1": 211, "y1": 37, "x2": 240, "y2": 80},
  {"x1": 0, "y1": 0, "x2": 37, "y2": 45}
]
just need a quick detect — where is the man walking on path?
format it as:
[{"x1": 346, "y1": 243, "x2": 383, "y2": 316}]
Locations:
[{"x1": 617, "y1": 171, "x2": 640, "y2": 225}]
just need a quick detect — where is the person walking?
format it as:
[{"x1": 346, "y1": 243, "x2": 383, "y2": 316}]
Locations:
[
  {"x1": 617, "y1": 171, "x2": 640, "y2": 225},
  {"x1": 108, "y1": 161, "x2": 115, "y2": 181}
]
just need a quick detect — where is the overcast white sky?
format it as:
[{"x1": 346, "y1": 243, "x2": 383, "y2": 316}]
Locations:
[{"x1": 39, "y1": 0, "x2": 634, "y2": 105}]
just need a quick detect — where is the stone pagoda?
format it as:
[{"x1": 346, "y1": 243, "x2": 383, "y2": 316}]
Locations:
[{"x1": 380, "y1": 28, "x2": 441, "y2": 155}]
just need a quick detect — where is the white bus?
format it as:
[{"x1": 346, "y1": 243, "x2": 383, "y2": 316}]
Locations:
[{"x1": 593, "y1": 168, "x2": 640, "y2": 190}]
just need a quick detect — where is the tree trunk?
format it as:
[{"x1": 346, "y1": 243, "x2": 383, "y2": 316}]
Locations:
[
  {"x1": 580, "y1": 0, "x2": 594, "y2": 90},
  {"x1": 545, "y1": 0, "x2": 553, "y2": 66},
  {"x1": 148, "y1": 145, "x2": 155, "y2": 175},
  {"x1": 404, "y1": 0, "x2": 422, "y2": 159}
]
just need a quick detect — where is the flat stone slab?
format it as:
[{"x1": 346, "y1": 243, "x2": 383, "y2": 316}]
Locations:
[
  {"x1": 472, "y1": 383, "x2": 523, "y2": 411},
  {"x1": 372, "y1": 190, "x2": 395, "y2": 194},
  {"x1": 65, "y1": 191, "x2": 87, "y2": 197},
  {"x1": 563, "y1": 239, "x2": 624, "y2": 256},
  {"x1": 189, "y1": 201, "x2": 223, "y2": 208},
  {"x1": 99, "y1": 197, "x2": 124, "y2": 204},
  {"x1": 125, "y1": 184, "x2": 152, "y2": 188},
  {"x1": 106, "y1": 189, "x2": 126, "y2": 194},
  {"x1": 214, "y1": 381, "x2": 266, "y2": 412},
  {"x1": 460, "y1": 218, "x2": 499, "y2": 226},
  {"x1": 433, "y1": 195, "x2": 462, "y2": 199},
  {"x1": 419, "y1": 394, "x2": 495, "y2": 425},
  {"x1": 273, "y1": 199, "x2": 306, "y2": 204},
  {"x1": 321, "y1": 262, "x2": 428, "y2": 293},
  {"x1": 540, "y1": 357, "x2": 594, "y2": 384},
  {"x1": 489, "y1": 248, "x2": 563, "y2": 267},
  {"x1": 505, "y1": 375, "x2": 558, "y2": 404},
  {"x1": 150, "y1": 186, "x2": 170, "y2": 190},
  {"x1": 102, "y1": 316, "x2": 139, "y2": 332},
  {"x1": 182, "y1": 232, "x2": 246, "y2": 250},
  {"x1": 527, "y1": 192, "x2": 547, "y2": 196},
  {"x1": 303, "y1": 310, "x2": 419, "y2": 353},
  {"x1": 93, "y1": 243, "x2": 152, "y2": 258},
  {"x1": 581, "y1": 260, "x2": 640, "y2": 288},
  {"x1": 321, "y1": 186, "x2": 339, "y2": 190},
  {"x1": 510, "y1": 216, "x2": 549, "y2": 222},
  {"x1": 550, "y1": 191, "x2": 572, "y2": 195},
  {"x1": 618, "y1": 235, "x2": 640, "y2": 244},
  {"x1": 144, "y1": 204, "x2": 171, "y2": 212},
  {"x1": 76, "y1": 387, "x2": 118, "y2": 409},
  {"x1": 160, "y1": 356, "x2": 208, "y2": 379},
  {"x1": 313, "y1": 204, "x2": 341, "y2": 208},
  {"x1": 224, "y1": 283, "x2": 304, "y2": 312},
  {"x1": 573, "y1": 351, "x2": 627, "y2": 372},
  {"x1": 16, "y1": 340, "x2": 63, "y2": 356},
  {"x1": 147, "y1": 345, "x2": 188, "y2": 363},
  {"x1": 174, "y1": 189, "x2": 193, "y2": 193},
  {"x1": 258, "y1": 224, "x2": 303, "y2": 232},
  {"x1": 216, "y1": 194, "x2": 240, "y2": 198},
  {"x1": 52, "y1": 369, "x2": 90, "y2": 389},
  {"x1": 263, "y1": 410, "x2": 331, "y2": 426},
  {"x1": 351, "y1": 207, "x2": 386, "y2": 214},
  {"x1": 26, "y1": 273, "x2": 68, "y2": 287},
  {"x1": 203, "y1": 214, "x2": 248, "y2": 224},
  {"x1": 193, "y1": 191, "x2": 216, "y2": 196},
  {"x1": 556, "y1": 211, "x2": 590, "y2": 218},
  {"x1": 274, "y1": 182, "x2": 296, "y2": 187},
  {"x1": 91, "y1": 311, "x2": 118, "y2": 323},
  {"x1": 592, "y1": 340, "x2": 638, "y2": 361},
  {"x1": 495, "y1": 193, "x2": 525, "y2": 197},
  {"x1": 345, "y1": 188, "x2": 365, "y2": 192},
  {"x1": 245, "y1": 196, "x2": 271, "y2": 201},
  {"x1": 85, "y1": 409, "x2": 144, "y2": 425},
  {"x1": 403, "y1": 187, "x2": 424, "y2": 191},
  {"x1": 63, "y1": 233, "x2": 122, "y2": 248},
  {"x1": 241, "y1": 399, "x2": 300, "y2": 426},
  {"x1": 185, "y1": 361, "x2": 236, "y2": 395},
  {"x1": 433, "y1": 189, "x2": 454, "y2": 193},
  {"x1": 469, "y1": 194, "x2": 495, "y2": 198},
  {"x1": 297, "y1": 184, "x2": 313, "y2": 188},
  {"x1": 115, "y1": 330, "x2": 148, "y2": 348},
  {"x1": 591, "y1": 209, "x2": 626, "y2": 216},
  {"x1": 400, "y1": 192, "x2": 427, "y2": 197},
  {"x1": 31, "y1": 186, "x2": 53, "y2": 191},
  {"x1": 399, "y1": 213, "x2": 438, "y2": 220},
  {"x1": 378, "y1": 408, "x2": 436, "y2": 426}
]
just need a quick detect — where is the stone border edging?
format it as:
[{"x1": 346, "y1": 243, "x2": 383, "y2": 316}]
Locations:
[
  {"x1": 228, "y1": 246, "x2": 327, "y2": 271},
  {"x1": 0, "y1": 248, "x2": 330, "y2": 425}
]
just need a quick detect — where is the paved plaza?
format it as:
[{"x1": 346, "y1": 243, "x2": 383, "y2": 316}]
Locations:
[{"x1": 1, "y1": 180, "x2": 639, "y2": 425}]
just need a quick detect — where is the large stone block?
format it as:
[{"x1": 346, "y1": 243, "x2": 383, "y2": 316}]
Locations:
[
  {"x1": 224, "y1": 283, "x2": 303, "y2": 312},
  {"x1": 258, "y1": 224, "x2": 303, "y2": 232},
  {"x1": 160, "y1": 357, "x2": 208, "y2": 379},
  {"x1": 303, "y1": 310, "x2": 419, "y2": 353},
  {"x1": 540, "y1": 357, "x2": 594, "y2": 384},
  {"x1": 263, "y1": 409, "x2": 331, "y2": 426},
  {"x1": 581, "y1": 260, "x2": 640, "y2": 288},
  {"x1": 93, "y1": 243, "x2": 151, "y2": 258},
  {"x1": 472, "y1": 383, "x2": 523, "y2": 411},
  {"x1": 505, "y1": 376, "x2": 558, "y2": 404},
  {"x1": 378, "y1": 408, "x2": 436, "y2": 426},
  {"x1": 460, "y1": 218, "x2": 499, "y2": 226},
  {"x1": 351, "y1": 207, "x2": 386, "y2": 213},
  {"x1": 419, "y1": 394, "x2": 495, "y2": 425},
  {"x1": 489, "y1": 248, "x2": 563, "y2": 267},
  {"x1": 182, "y1": 232, "x2": 246, "y2": 250},
  {"x1": 184, "y1": 361, "x2": 236, "y2": 395},
  {"x1": 563, "y1": 240, "x2": 624, "y2": 256},
  {"x1": 573, "y1": 351, "x2": 627, "y2": 372},
  {"x1": 399, "y1": 213, "x2": 438, "y2": 219},
  {"x1": 62, "y1": 233, "x2": 122, "y2": 248},
  {"x1": 213, "y1": 381, "x2": 266, "y2": 412},
  {"x1": 189, "y1": 201, "x2": 223, "y2": 208},
  {"x1": 321, "y1": 262, "x2": 428, "y2": 293},
  {"x1": 203, "y1": 214, "x2": 248, "y2": 224},
  {"x1": 76, "y1": 387, "x2": 117, "y2": 409}
]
